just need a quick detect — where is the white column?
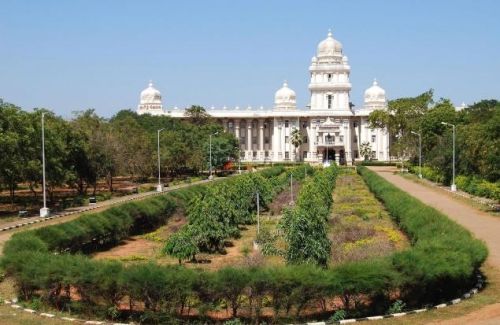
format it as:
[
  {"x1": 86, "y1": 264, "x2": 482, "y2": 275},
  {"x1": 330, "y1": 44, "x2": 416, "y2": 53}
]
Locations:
[
  {"x1": 247, "y1": 119, "x2": 252, "y2": 160},
  {"x1": 345, "y1": 120, "x2": 352, "y2": 165},
  {"x1": 278, "y1": 120, "x2": 283, "y2": 161},
  {"x1": 259, "y1": 119, "x2": 264, "y2": 160}
]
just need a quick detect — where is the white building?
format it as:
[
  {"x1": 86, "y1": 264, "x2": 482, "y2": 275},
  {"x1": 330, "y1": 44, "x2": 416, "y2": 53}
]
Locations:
[{"x1": 137, "y1": 30, "x2": 390, "y2": 165}]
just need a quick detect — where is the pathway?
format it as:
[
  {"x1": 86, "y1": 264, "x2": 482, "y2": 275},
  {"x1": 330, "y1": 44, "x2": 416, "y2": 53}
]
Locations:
[
  {"x1": 0, "y1": 177, "x2": 225, "y2": 254},
  {"x1": 369, "y1": 166, "x2": 500, "y2": 325}
]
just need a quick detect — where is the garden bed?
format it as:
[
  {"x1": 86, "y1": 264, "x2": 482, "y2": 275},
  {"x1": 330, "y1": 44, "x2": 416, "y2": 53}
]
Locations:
[
  {"x1": 329, "y1": 168, "x2": 409, "y2": 264},
  {"x1": 0, "y1": 165, "x2": 488, "y2": 324}
]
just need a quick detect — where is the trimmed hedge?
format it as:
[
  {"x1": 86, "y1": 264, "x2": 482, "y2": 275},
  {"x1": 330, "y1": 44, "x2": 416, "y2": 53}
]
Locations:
[
  {"x1": 0, "y1": 166, "x2": 488, "y2": 323},
  {"x1": 357, "y1": 166, "x2": 488, "y2": 303}
]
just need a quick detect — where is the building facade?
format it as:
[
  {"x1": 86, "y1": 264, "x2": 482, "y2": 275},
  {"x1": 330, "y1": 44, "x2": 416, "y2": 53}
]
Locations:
[{"x1": 137, "y1": 31, "x2": 390, "y2": 165}]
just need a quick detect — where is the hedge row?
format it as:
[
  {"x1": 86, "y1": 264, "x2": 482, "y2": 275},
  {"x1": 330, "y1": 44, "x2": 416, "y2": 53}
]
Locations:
[
  {"x1": 455, "y1": 175, "x2": 500, "y2": 201},
  {"x1": 0, "y1": 167, "x2": 488, "y2": 323},
  {"x1": 357, "y1": 166, "x2": 488, "y2": 303},
  {"x1": 4, "y1": 185, "x2": 206, "y2": 255},
  {"x1": 281, "y1": 166, "x2": 338, "y2": 266}
]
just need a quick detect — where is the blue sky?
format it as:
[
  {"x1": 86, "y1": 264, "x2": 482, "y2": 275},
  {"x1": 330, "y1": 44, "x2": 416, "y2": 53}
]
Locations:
[{"x1": 1, "y1": 0, "x2": 499, "y2": 117}]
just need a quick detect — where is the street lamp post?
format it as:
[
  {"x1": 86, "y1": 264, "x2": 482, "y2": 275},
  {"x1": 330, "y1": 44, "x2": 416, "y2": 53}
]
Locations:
[
  {"x1": 441, "y1": 122, "x2": 457, "y2": 192},
  {"x1": 40, "y1": 113, "x2": 49, "y2": 217},
  {"x1": 209, "y1": 131, "x2": 219, "y2": 180},
  {"x1": 256, "y1": 191, "x2": 260, "y2": 235},
  {"x1": 238, "y1": 148, "x2": 242, "y2": 174},
  {"x1": 411, "y1": 131, "x2": 422, "y2": 179},
  {"x1": 156, "y1": 128, "x2": 164, "y2": 192}
]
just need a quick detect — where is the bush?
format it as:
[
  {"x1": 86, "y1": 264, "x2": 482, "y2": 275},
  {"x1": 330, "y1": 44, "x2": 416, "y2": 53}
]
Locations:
[
  {"x1": 0, "y1": 166, "x2": 488, "y2": 323},
  {"x1": 358, "y1": 166, "x2": 488, "y2": 303},
  {"x1": 281, "y1": 166, "x2": 338, "y2": 266}
]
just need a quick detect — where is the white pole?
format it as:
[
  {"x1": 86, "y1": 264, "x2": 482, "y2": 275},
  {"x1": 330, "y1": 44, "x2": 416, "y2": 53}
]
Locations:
[
  {"x1": 452, "y1": 124, "x2": 456, "y2": 191},
  {"x1": 256, "y1": 192, "x2": 260, "y2": 235},
  {"x1": 441, "y1": 122, "x2": 457, "y2": 191},
  {"x1": 40, "y1": 113, "x2": 49, "y2": 217},
  {"x1": 156, "y1": 129, "x2": 164, "y2": 192},
  {"x1": 419, "y1": 132, "x2": 422, "y2": 179},
  {"x1": 238, "y1": 149, "x2": 241, "y2": 174},
  {"x1": 209, "y1": 134, "x2": 212, "y2": 179},
  {"x1": 411, "y1": 131, "x2": 422, "y2": 179},
  {"x1": 209, "y1": 131, "x2": 218, "y2": 180}
]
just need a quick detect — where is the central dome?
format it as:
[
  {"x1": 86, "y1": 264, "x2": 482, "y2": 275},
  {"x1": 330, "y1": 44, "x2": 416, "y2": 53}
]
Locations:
[
  {"x1": 140, "y1": 81, "x2": 162, "y2": 104},
  {"x1": 317, "y1": 30, "x2": 343, "y2": 57}
]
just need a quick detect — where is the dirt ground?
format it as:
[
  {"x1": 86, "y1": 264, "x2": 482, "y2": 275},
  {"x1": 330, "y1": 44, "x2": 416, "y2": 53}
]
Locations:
[{"x1": 91, "y1": 181, "x2": 304, "y2": 270}]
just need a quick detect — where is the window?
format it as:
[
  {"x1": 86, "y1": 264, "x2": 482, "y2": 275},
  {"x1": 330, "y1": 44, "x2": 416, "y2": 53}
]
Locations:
[
  {"x1": 303, "y1": 151, "x2": 308, "y2": 158},
  {"x1": 354, "y1": 135, "x2": 358, "y2": 143},
  {"x1": 264, "y1": 137, "x2": 269, "y2": 144},
  {"x1": 353, "y1": 122, "x2": 357, "y2": 128},
  {"x1": 340, "y1": 135, "x2": 344, "y2": 142},
  {"x1": 372, "y1": 151, "x2": 376, "y2": 159},
  {"x1": 327, "y1": 95, "x2": 332, "y2": 109},
  {"x1": 264, "y1": 122, "x2": 268, "y2": 129},
  {"x1": 285, "y1": 120, "x2": 289, "y2": 127},
  {"x1": 252, "y1": 137, "x2": 257, "y2": 144},
  {"x1": 265, "y1": 151, "x2": 269, "y2": 157},
  {"x1": 371, "y1": 135, "x2": 376, "y2": 143},
  {"x1": 285, "y1": 136, "x2": 289, "y2": 144},
  {"x1": 302, "y1": 122, "x2": 307, "y2": 129},
  {"x1": 253, "y1": 151, "x2": 257, "y2": 158},
  {"x1": 285, "y1": 151, "x2": 290, "y2": 160},
  {"x1": 240, "y1": 138, "x2": 245, "y2": 145},
  {"x1": 228, "y1": 122, "x2": 233, "y2": 128},
  {"x1": 354, "y1": 150, "x2": 359, "y2": 158},
  {"x1": 303, "y1": 136, "x2": 308, "y2": 144},
  {"x1": 327, "y1": 73, "x2": 332, "y2": 82}
]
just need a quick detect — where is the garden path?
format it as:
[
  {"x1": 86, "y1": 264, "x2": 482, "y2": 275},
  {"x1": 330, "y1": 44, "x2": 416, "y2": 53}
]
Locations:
[{"x1": 369, "y1": 166, "x2": 500, "y2": 325}]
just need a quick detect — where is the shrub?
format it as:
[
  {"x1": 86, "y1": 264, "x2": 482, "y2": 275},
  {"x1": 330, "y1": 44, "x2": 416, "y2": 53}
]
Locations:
[{"x1": 281, "y1": 166, "x2": 338, "y2": 266}]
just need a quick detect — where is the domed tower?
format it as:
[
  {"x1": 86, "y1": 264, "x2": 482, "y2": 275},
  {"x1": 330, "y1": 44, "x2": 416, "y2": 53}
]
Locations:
[
  {"x1": 309, "y1": 29, "x2": 352, "y2": 111},
  {"x1": 364, "y1": 79, "x2": 386, "y2": 110},
  {"x1": 137, "y1": 81, "x2": 164, "y2": 115},
  {"x1": 274, "y1": 81, "x2": 297, "y2": 110}
]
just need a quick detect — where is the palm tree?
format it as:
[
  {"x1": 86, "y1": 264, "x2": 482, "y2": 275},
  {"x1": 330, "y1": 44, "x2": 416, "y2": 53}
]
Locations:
[
  {"x1": 290, "y1": 128, "x2": 303, "y2": 161},
  {"x1": 359, "y1": 141, "x2": 372, "y2": 161}
]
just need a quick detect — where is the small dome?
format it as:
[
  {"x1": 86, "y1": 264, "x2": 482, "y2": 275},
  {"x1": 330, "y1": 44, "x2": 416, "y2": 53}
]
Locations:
[
  {"x1": 140, "y1": 81, "x2": 162, "y2": 104},
  {"x1": 274, "y1": 81, "x2": 297, "y2": 110},
  {"x1": 317, "y1": 29, "x2": 342, "y2": 57},
  {"x1": 364, "y1": 79, "x2": 386, "y2": 104},
  {"x1": 311, "y1": 56, "x2": 318, "y2": 63}
]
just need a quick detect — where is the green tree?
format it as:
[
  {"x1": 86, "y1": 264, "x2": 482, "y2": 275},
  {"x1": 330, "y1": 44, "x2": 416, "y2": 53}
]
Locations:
[
  {"x1": 163, "y1": 230, "x2": 199, "y2": 264},
  {"x1": 368, "y1": 90, "x2": 434, "y2": 163},
  {"x1": 290, "y1": 128, "x2": 303, "y2": 161},
  {"x1": 359, "y1": 141, "x2": 372, "y2": 161},
  {"x1": 184, "y1": 105, "x2": 212, "y2": 126}
]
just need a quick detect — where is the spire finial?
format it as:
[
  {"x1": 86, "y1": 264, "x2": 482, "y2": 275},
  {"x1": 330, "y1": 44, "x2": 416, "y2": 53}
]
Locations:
[
  {"x1": 283, "y1": 79, "x2": 288, "y2": 87},
  {"x1": 327, "y1": 28, "x2": 332, "y2": 37},
  {"x1": 373, "y1": 78, "x2": 378, "y2": 86},
  {"x1": 149, "y1": 80, "x2": 153, "y2": 87}
]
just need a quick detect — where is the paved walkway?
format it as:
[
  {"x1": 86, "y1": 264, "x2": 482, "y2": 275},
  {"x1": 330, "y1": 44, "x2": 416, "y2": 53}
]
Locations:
[
  {"x1": 0, "y1": 177, "x2": 224, "y2": 254},
  {"x1": 369, "y1": 166, "x2": 500, "y2": 325}
]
